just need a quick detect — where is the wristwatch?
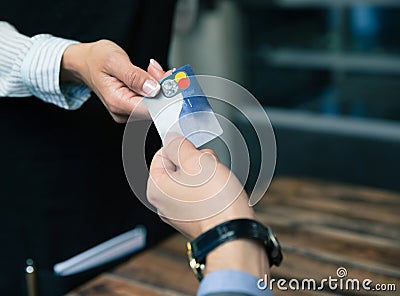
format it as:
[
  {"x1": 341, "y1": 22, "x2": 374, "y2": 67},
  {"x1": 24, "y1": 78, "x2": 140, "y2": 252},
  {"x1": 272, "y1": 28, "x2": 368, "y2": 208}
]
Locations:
[{"x1": 186, "y1": 218, "x2": 283, "y2": 281}]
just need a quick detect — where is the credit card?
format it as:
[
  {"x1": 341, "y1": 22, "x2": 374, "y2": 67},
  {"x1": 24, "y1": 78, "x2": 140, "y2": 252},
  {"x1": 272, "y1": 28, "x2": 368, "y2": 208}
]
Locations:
[{"x1": 144, "y1": 64, "x2": 223, "y2": 148}]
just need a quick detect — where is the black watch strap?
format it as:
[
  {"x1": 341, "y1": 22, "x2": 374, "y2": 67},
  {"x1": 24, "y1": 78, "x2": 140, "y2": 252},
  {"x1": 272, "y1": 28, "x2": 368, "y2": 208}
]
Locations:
[{"x1": 187, "y1": 218, "x2": 283, "y2": 281}]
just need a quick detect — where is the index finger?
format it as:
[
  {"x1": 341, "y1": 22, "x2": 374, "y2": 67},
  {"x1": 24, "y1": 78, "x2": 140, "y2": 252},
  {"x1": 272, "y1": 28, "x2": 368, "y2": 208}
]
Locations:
[{"x1": 149, "y1": 148, "x2": 176, "y2": 180}]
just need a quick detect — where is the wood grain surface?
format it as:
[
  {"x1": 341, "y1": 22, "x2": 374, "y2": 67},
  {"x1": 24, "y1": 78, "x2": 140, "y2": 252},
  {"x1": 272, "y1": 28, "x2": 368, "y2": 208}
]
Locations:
[{"x1": 69, "y1": 177, "x2": 400, "y2": 296}]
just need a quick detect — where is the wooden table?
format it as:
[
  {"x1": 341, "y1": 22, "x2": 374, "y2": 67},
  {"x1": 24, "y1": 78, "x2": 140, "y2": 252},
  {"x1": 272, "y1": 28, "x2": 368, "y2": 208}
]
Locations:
[{"x1": 68, "y1": 177, "x2": 400, "y2": 296}]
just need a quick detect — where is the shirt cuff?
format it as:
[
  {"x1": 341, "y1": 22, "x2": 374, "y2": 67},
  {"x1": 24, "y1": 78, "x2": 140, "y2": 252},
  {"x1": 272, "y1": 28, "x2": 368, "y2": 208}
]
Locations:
[
  {"x1": 21, "y1": 34, "x2": 91, "y2": 110},
  {"x1": 197, "y1": 270, "x2": 274, "y2": 296}
]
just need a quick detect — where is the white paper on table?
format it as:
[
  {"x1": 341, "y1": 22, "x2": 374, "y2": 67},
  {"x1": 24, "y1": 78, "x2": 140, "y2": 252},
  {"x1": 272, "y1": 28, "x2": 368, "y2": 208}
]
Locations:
[{"x1": 53, "y1": 225, "x2": 147, "y2": 276}]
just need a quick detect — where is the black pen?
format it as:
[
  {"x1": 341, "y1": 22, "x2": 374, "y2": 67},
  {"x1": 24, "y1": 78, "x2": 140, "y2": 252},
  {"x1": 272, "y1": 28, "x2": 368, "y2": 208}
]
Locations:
[{"x1": 25, "y1": 259, "x2": 38, "y2": 296}]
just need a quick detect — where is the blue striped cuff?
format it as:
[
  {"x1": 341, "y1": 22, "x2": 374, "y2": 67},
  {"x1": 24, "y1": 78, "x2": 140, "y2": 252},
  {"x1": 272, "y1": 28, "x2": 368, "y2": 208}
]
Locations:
[
  {"x1": 198, "y1": 270, "x2": 274, "y2": 296},
  {"x1": 21, "y1": 34, "x2": 91, "y2": 110}
]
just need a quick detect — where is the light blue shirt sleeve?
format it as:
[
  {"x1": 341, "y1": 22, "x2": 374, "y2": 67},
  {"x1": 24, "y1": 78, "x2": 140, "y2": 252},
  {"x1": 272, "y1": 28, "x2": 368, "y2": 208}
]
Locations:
[
  {"x1": 198, "y1": 270, "x2": 274, "y2": 296},
  {"x1": 0, "y1": 21, "x2": 91, "y2": 110}
]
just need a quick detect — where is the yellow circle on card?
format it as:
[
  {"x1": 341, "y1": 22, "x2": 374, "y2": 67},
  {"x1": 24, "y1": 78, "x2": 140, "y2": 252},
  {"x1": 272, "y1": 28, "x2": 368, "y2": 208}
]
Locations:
[{"x1": 175, "y1": 71, "x2": 187, "y2": 82}]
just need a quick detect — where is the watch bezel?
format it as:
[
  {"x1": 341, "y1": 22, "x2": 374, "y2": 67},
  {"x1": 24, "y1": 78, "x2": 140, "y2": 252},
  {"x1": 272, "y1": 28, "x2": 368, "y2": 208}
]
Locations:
[
  {"x1": 265, "y1": 226, "x2": 283, "y2": 266},
  {"x1": 187, "y1": 242, "x2": 205, "y2": 281}
]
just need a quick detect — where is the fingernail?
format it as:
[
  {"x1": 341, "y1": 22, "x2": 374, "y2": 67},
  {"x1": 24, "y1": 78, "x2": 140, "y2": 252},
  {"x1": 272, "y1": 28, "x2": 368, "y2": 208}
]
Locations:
[
  {"x1": 143, "y1": 79, "x2": 160, "y2": 97},
  {"x1": 150, "y1": 58, "x2": 163, "y2": 71}
]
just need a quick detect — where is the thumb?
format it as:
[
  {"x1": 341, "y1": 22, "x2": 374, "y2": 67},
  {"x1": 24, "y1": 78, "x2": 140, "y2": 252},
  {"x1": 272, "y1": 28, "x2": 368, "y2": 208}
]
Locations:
[
  {"x1": 147, "y1": 59, "x2": 175, "y2": 80},
  {"x1": 147, "y1": 58, "x2": 165, "y2": 80},
  {"x1": 107, "y1": 54, "x2": 161, "y2": 97}
]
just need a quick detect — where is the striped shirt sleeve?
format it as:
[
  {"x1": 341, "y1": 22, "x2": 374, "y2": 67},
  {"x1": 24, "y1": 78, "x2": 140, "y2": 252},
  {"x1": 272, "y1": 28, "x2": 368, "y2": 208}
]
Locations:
[{"x1": 0, "y1": 21, "x2": 91, "y2": 110}]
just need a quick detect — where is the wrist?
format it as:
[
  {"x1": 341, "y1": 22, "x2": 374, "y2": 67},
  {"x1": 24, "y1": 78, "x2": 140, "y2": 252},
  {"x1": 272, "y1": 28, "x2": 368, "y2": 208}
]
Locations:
[
  {"x1": 187, "y1": 218, "x2": 282, "y2": 281},
  {"x1": 205, "y1": 238, "x2": 269, "y2": 278},
  {"x1": 61, "y1": 43, "x2": 90, "y2": 84},
  {"x1": 198, "y1": 192, "x2": 256, "y2": 235}
]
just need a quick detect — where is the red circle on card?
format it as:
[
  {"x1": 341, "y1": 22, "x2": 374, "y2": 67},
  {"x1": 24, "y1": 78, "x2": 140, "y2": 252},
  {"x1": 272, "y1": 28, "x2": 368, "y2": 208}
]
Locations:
[{"x1": 178, "y1": 77, "x2": 190, "y2": 89}]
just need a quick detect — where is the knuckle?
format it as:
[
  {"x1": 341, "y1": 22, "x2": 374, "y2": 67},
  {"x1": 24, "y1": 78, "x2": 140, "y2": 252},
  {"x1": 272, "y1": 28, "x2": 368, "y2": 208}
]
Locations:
[
  {"x1": 110, "y1": 111, "x2": 126, "y2": 123},
  {"x1": 107, "y1": 105, "x2": 127, "y2": 123},
  {"x1": 124, "y1": 70, "x2": 140, "y2": 89},
  {"x1": 92, "y1": 39, "x2": 112, "y2": 55},
  {"x1": 200, "y1": 149, "x2": 217, "y2": 161},
  {"x1": 147, "y1": 181, "x2": 163, "y2": 207},
  {"x1": 147, "y1": 193, "x2": 156, "y2": 205},
  {"x1": 107, "y1": 103, "x2": 119, "y2": 114},
  {"x1": 104, "y1": 53, "x2": 118, "y2": 70},
  {"x1": 201, "y1": 149, "x2": 215, "y2": 156},
  {"x1": 95, "y1": 39, "x2": 110, "y2": 46},
  {"x1": 114, "y1": 117, "x2": 127, "y2": 124}
]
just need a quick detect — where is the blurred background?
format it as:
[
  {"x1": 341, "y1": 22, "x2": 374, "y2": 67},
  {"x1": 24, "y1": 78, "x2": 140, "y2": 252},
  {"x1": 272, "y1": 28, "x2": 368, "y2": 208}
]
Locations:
[
  {"x1": 169, "y1": 0, "x2": 400, "y2": 192},
  {"x1": 68, "y1": 2, "x2": 400, "y2": 294}
]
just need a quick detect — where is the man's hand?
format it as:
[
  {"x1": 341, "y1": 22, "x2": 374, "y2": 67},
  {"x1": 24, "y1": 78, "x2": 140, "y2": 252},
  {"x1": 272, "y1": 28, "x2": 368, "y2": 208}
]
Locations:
[
  {"x1": 147, "y1": 135, "x2": 256, "y2": 238},
  {"x1": 61, "y1": 40, "x2": 168, "y2": 123},
  {"x1": 147, "y1": 135, "x2": 269, "y2": 278}
]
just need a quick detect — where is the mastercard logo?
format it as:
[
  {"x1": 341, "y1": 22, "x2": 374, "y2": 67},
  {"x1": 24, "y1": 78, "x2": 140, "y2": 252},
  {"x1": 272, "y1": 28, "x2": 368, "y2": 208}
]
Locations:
[
  {"x1": 161, "y1": 71, "x2": 190, "y2": 98},
  {"x1": 174, "y1": 71, "x2": 190, "y2": 89}
]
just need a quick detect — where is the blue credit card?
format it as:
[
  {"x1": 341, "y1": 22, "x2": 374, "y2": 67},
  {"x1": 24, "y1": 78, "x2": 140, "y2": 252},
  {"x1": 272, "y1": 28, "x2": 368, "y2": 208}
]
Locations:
[{"x1": 144, "y1": 64, "x2": 223, "y2": 148}]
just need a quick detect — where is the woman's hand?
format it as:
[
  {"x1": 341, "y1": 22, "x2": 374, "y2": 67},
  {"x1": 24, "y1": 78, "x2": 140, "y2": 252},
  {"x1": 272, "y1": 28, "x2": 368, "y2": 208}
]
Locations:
[{"x1": 61, "y1": 40, "x2": 168, "y2": 123}]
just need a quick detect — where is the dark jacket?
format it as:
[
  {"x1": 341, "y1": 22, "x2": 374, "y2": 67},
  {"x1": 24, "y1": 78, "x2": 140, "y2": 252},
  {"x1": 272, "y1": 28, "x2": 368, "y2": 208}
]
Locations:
[{"x1": 0, "y1": 1, "x2": 176, "y2": 295}]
